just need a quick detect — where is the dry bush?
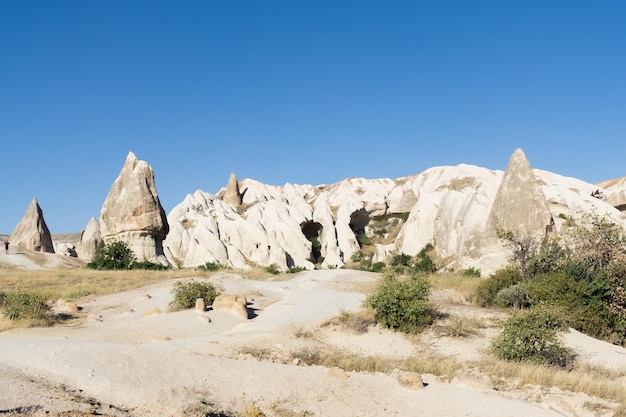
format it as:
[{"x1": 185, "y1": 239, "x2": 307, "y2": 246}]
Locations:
[
  {"x1": 0, "y1": 268, "x2": 206, "y2": 301},
  {"x1": 436, "y1": 315, "x2": 482, "y2": 338},
  {"x1": 428, "y1": 273, "x2": 482, "y2": 302},
  {"x1": 321, "y1": 309, "x2": 376, "y2": 334},
  {"x1": 242, "y1": 404, "x2": 266, "y2": 417},
  {"x1": 477, "y1": 357, "x2": 626, "y2": 406},
  {"x1": 287, "y1": 343, "x2": 459, "y2": 380}
]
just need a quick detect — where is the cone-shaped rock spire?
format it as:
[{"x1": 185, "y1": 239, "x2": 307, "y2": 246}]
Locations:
[
  {"x1": 100, "y1": 152, "x2": 169, "y2": 264},
  {"x1": 10, "y1": 198, "x2": 55, "y2": 253}
]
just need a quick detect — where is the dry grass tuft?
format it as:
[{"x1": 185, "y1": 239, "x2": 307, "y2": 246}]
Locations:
[
  {"x1": 428, "y1": 273, "x2": 483, "y2": 301},
  {"x1": 321, "y1": 309, "x2": 376, "y2": 334},
  {"x1": 435, "y1": 315, "x2": 483, "y2": 338},
  {"x1": 0, "y1": 268, "x2": 210, "y2": 302},
  {"x1": 477, "y1": 357, "x2": 626, "y2": 406}
]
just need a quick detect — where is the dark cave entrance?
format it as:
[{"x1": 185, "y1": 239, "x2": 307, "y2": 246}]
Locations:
[
  {"x1": 349, "y1": 208, "x2": 371, "y2": 246},
  {"x1": 301, "y1": 220, "x2": 323, "y2": 263}
]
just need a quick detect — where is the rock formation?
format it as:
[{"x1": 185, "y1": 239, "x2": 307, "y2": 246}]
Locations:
[
  {"x1": 483, "y1": 148, "x2": 552, "y2": 241},
  {"x1": 77, "y1": 217, "x2": 104, "y2": 260},
  {"x1": 222, "y1": 172, "x2": 243, "y2": 207},
  {"x1": 211, "y1": 295, "x2": 248, "y2": 320},
  {"x1": 163, "y1": 149, "x2": 625, "y2": 274},
  {"x1": 100, "y1": 152, "x2": 169, "y2": 264},
  {"x1": 597, "y1": 176, "x2": 626, "y2": 212},
  {"x1": 10, "y1": 198, "x2": 55, "y2": 253}
]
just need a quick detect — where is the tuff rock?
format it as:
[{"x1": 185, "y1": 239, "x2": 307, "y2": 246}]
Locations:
[
  {"x1": 163, "y1": 148, "x2": 625, "y2": 275},
  {"x1": 76, "y1": 217, "x2": 104, "y2": 260},
  {"x1": 10, "y1": 198, "x2": 55, "y2": 253},
  {"x1": 100, "y1": 152, "x2": 169, "y2": 265},
  {"x1": 222, "y1": 172, "x2": 243, "y2": 207}
]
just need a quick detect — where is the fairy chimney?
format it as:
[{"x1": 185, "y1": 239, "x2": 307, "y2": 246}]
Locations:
[
  {"x1": 99, "y1": 152, "x2": 169, "y2": 264},
  {"x1": 482, "y1": 148, "x2": 552, "y2": 249},
  {"x1": 223, "y1": 172, "x2": 243, "y2": 208},
  {"x1": 10, "y1": 198, "x2": 55, "y2": 253},
  {"x1": 77, "y1": 217, "x2": 105, "y2": 260}
]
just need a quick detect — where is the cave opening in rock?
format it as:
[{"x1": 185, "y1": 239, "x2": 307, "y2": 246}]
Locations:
[
  {"x1": 349, "y1": 208, "x2": 371, "y2": 246},
  {"x1": 300, "y1": 221, "x2": 323, "y2": 263}
]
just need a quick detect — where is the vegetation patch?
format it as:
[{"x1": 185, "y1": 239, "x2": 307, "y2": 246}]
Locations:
[
  {"x1": 363, "y1": 273, "x2": 433, "y2": 334},
  {"x1": 168, "y1": 280, "x2": 221, "y2": 312},
  {"x1": 492, "y1": 305, "x2": 574, "y2": 368}
]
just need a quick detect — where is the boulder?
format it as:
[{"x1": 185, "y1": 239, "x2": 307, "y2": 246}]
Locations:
[
  {"x1": 10, "y1": 198, "x2": 55, "y2": 253},
  {"x1": 397, "y1": 372, "x2": 425, "y2": 390},
  {"x1": 77, "y1": 217, "x2": 104, "y2": 260},
  {"x1": 100, "y1": 152, "x2": 169, "y2": 265},
  {"x1": 55, "y1": 242, "x2": 77, "y2": 257},
  {"x1": 211, "y1": 295, "x2": 248, "y2": 320}
]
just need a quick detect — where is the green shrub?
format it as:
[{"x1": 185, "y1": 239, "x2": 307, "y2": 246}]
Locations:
[
  {"x1": 363, "y1": 275, "x2": 433, "y2": 333},
  {"x1": 391, "y1": 253, "x2": 412, "y2": 267},
  {"x1": 87, "y1": 241, "x2": 136, "y2": 270},
  {"x1": 132, "y1": 259, "x2": 171, "y2": 270},
  {"x1": 350, "y1": 251, "x2": 364, "y2": 262},
  {"x1": 168, "y1": 280, "x2": 221, "y2": 312},
  {"x1": 265, "y1": 263, "x2": 280, "y2": 275},
  {"x1": 494, "y1": 284, "x2": 528, "y2": 309},
  {"x1": 474, "y1": 265, "x2": 522, "y2": 307},
  {"x1": 369, "y1": 262, "x2": 386, "y2": 273},
  {"x1": 1, "y1": 291, "x2": 52, "y2": 322},
  {"x1": 526, "y1": 271, "x2": 618, "y2": 341},
  {"x1": 287, "y1": 266, "x2": 306, "y2": 274},
  {"x1": 492, "y1": 305, "x2": 574, "y2": 368},
  {"x1": 197, "y1": 261, "x2": 225, "y2": 271},
  {"x1": 411, "y1": 245, "x2": 437, "y2": 274},
  {"x1": 462, "y1": 267, "x2": 481, "y2": 277}
]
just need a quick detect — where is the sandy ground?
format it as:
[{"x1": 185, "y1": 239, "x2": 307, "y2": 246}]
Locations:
[{"x1": 1, "y1": 253, "x2": 626, "y2": 416}]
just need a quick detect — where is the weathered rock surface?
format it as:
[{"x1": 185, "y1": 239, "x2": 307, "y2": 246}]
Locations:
[
  {"x1": 163, "y1": 149, "x2": 625, "y2": 274},
  {"x1": 76, "y1": 217, "x2": 104, "y2": 260},
  {"x1": 10, "y1": 198, "x2": 55, "y2": 253},
  {"x1": 100, "y1": 152, "x2": 169, "y2": 264},
  {"x1": 222, "y1": 172, "x2": 243, "y2": 207},
  {"x1": 597, "y1": 176, "x2": 626, "y2": 212},
  {"x1": 211, "y1": 295, "x2": 248, "y2": 320}
]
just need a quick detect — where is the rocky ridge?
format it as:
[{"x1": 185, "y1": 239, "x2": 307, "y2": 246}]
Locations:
[
  {"x1": 6, "y1": 148, "x2": 626, "y2": 274},
  {"x1": 163, "y1": 148, "x2": 626, "y2": 274}
]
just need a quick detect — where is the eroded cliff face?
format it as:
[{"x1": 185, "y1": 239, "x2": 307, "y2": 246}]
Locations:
[
  {"x1": 99, "y1": 152, "x2": 169, "y2": 265},
  {"x1": 163, "y1": 149, "x2": 625, "y2": 274}
]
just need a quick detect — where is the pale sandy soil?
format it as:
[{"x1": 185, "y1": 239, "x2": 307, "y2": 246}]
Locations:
[{"x1": 1, "y1": 254, "x2": 625, "y2": 416}]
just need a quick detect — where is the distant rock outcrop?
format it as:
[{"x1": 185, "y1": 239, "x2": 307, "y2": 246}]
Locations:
[
  {"x1": 222, "y1": 172, "x2": 243, "y2": 208},
  {"x1": 597, "y1": 176, "x2": 626, "y2": 212},
  {"x1": 99, "y1": 152, "x2": 169, "y2": 264},
  {"x1": 480, "y1": 148, "x2": 553, "y2": 254},
  {"x1": 163, "y1": 148, "x2": 625, "y2": 274},
  {"x1": 10, "y1": 198, "x2": 55, "y2": 253},
  {"x1": 77, "y1": 217, "x2": 104, "y2": 260},
  {"x1": 487, "y1": 149, "x2": 552, "y2": 235}
]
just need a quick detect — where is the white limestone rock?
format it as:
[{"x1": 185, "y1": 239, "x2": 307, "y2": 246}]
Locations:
[
  {"x1": 76, "y1": 217, "x2": 104, "y2": 260},
  {"x1": 163, "y1": 148, "x2": 626, "y2": 274},
  {"x1": 597, "y1": 176, "x2": 626, "y2": 212},
  {"x1": 10, "y1": 198, "x2": 55, "y2": 253},
  {"x1": 99, "y1": 152, "x2": 169, "y2": 265}
]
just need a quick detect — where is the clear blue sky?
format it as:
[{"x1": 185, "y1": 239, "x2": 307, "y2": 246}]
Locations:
[{"x1": 1, "y1": 1, "x2": 625, "y2": 233}]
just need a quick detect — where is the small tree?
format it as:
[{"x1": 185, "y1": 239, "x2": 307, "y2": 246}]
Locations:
[
  {"x1": 87, "y1": 241, "x2": 136, "y2": 270},
  {"x1": 363, "y1": 274, "x2": 433, "y2": 333},
  {"x1": 492, "y1": 305, "x2": 574, "y2": 368},
  {"x1": 496, "y1": 229, "x2": 538, "y2": 281},
  {"x1": 168, "y1": 280, "x2": 221, "y2": 312}
]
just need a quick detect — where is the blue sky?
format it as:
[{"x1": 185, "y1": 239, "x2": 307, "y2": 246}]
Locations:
[{"x1": 1, "y1": 1, "x2": 625, "y2": 233}]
